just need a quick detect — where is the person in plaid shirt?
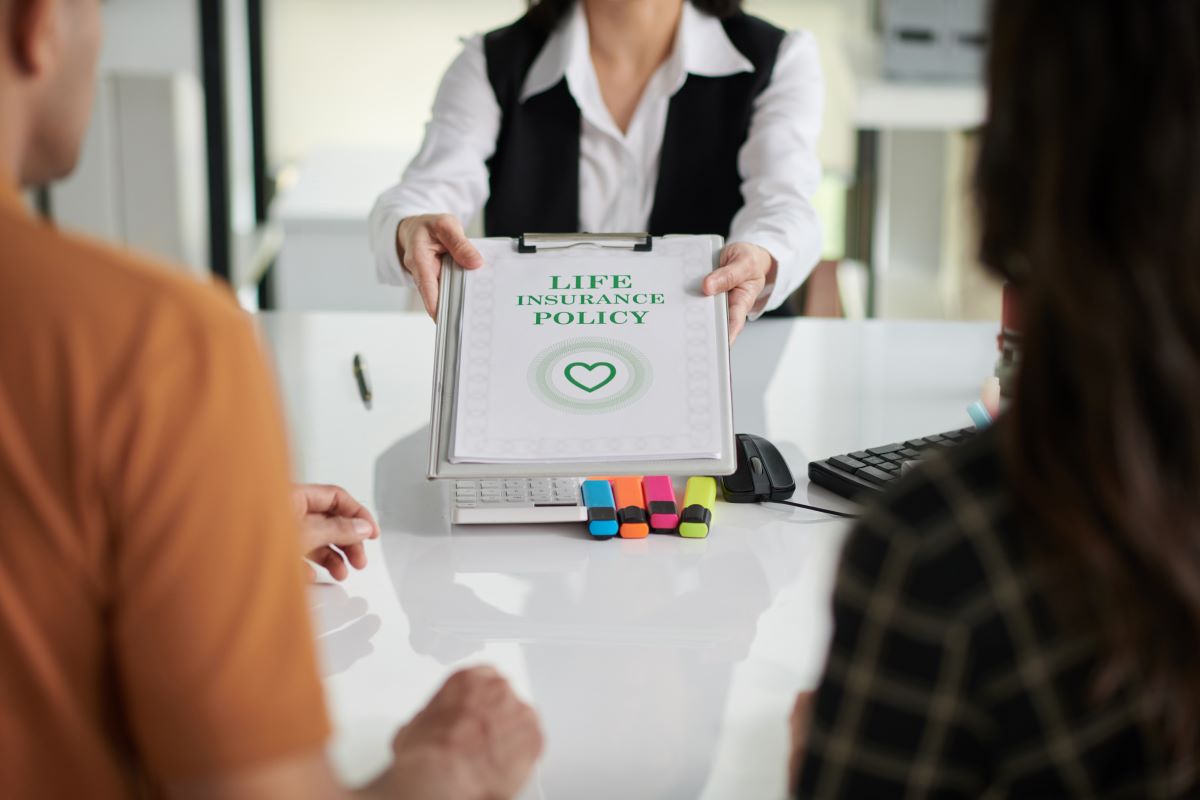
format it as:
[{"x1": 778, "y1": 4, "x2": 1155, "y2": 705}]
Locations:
[{"x1": 790, "y1": 0, "x2": 1200, "y2": 797}]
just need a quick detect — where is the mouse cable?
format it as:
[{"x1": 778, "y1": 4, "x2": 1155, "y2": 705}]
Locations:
[{"x1": 768, "y1": 499, "x2": 860, "y2": 520}]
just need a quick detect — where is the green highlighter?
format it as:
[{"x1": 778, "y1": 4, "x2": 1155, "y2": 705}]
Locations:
[{"x1": 678, "y1": 477, "x2": 717, "y2": 539}]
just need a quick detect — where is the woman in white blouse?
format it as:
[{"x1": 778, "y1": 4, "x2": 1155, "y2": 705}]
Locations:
[{"x1": 370, "y1": 0, "x2": 824, "y2": 342}]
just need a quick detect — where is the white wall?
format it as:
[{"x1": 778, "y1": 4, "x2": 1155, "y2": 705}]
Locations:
[
  {"x1": 100, "y1": 0, "x2": 201, "y2": 75},
  {"x1": 264, "y1": 0, "x2": 521, "y2": 165},
  {"x1": 52, "y1": 0, "x2": 203, "y2": 242},
  {"x1": 52, "y1": 0, "x2": 255, "y2": 278}
]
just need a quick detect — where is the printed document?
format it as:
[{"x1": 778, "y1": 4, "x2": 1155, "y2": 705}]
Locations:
[{"x1": 451, "y1": 237, "x2": 725, "y2": 463}]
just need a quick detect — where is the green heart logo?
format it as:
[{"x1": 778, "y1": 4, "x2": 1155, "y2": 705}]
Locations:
[{"x1": 565, "y1": 361, "x2": 618, "y2": 394}]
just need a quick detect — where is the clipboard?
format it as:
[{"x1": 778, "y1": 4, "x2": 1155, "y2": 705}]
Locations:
[{"x1": 428, "y1": 233, "x2": 738, "y2": 480}]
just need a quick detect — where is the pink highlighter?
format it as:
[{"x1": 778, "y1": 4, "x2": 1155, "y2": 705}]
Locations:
[{"x1": 642, "y1": 476, "x2": 680, "y2": 533}]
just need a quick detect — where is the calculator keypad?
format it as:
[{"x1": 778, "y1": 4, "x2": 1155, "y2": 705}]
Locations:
[{"x1": 454, "y1": 478, "x2": 582, "y2": 509}]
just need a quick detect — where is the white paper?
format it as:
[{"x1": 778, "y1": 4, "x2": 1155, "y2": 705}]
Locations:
[{"x1": 451, "y1": 238, "x2": 725, "y2": 464}]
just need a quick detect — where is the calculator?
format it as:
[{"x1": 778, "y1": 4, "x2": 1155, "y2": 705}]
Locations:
[{"x1": 452, "y1": 478, "x2": 588, "y2": 525}]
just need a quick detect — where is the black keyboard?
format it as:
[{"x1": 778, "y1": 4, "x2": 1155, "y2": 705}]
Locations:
[{"x1": 808, "y1": 427, "x2": 979, "y2": 500}]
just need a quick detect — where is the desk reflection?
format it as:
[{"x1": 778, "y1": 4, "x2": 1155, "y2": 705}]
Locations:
[
  {"x1": 373, "y1": 431, "x2": 773, "y2": 799},
  {"x1": 310, "y1": 583, "x2": 382, "y2": 677}
]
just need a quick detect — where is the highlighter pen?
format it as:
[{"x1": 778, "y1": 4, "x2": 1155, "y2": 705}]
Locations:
[
  {"x1": 581, "y1": 480, "x2": 619, "y2": 538},
  {"x1": 353, "y1": 353, "x2": 373, "y2": 410},
  {"x1": 678, "y1": 477, "x2": 717, "y2": 539},
  {"x1": 610, "y1": 476, "x2": 650, "y2": 539},
  {"x1": 642, "y1": 476, "x2": 680, "y2": 532},
  {"x1": 967, "y1": 400, "x2": 993, "y2": 430}
]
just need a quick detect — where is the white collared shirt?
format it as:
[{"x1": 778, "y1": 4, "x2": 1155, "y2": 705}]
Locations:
[{"x1": 370, "y1": 2, "x2": 825, "y2": 316}]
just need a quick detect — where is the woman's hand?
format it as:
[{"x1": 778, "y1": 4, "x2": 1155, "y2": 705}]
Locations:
[
  {"x1": 703, "y1": 242, "x2": 778, "y2": 343},
  {"x1": 397, "y1": 214, "x2": 485, "y2": 319},
  {"x1": 981, "y1": 376, "x2": 1002, "y2": 418},
  {"x1": 292, "y1": 484, "x2": 380, "y2": 582}
]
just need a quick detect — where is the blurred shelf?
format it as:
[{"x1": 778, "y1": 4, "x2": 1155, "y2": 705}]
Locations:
[
  {"x1": 268, "y1": 147, "x2": 417, "y2": 312},
  {"x1": 848, "y1": 39, "x2": 986, "y2": 131},
  {"x1": 272, "y1": 146, "x2": 412, "y2": 231}
]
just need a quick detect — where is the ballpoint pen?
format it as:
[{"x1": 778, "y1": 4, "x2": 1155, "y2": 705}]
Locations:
[{"x1": 353, "y1": 353, "x2": 373, "y2": 410}]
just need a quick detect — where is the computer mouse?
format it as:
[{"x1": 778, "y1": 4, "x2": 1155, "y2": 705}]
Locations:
[{"x1": 721, "y1": 433, "x2": 797, "y2": 503}]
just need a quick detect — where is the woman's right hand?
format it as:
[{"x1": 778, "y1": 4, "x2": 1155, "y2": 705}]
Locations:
[{"x1": 397, "y1": 214, "x2": 485, "y2": 319}]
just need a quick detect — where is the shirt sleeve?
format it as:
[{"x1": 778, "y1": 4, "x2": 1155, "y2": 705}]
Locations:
[
  {"x1": 729, "y1": 30, "x2": 825, "y2": 318},
  {"x1": 795, "y1": 513, "x2": 991, "y2": 798},
  {"x1": 103, "y1": 289, "x2": 330, "y2": 780},
  {"x1": 369, "y1": 34, "x2": 502, "y2": 287}
]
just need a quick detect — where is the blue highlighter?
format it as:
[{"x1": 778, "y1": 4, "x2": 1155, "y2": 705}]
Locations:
[{"x1": 582, "y1": 480, "x2": 619, "y2": 538}]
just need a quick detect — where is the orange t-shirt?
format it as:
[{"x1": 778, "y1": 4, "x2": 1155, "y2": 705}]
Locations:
[{"x1": 0, "y1": 184, "x2": 330, "y2": 797}]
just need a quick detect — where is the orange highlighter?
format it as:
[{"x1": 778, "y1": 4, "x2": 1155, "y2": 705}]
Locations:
[{"x1": 611, "y1": 477, "x2": 650, "y2": 539}]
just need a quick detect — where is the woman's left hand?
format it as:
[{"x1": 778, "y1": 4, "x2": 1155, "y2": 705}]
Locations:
[
  {"x1": 703, "y1": 242, "x2": 778, "y2": 344},
  {"x1": 292, "y1": 483, "x2": 381, "y2": 582}
]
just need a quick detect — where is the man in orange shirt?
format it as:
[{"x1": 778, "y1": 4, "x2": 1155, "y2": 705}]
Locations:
[{"x1": 0, "y1": 1, "x2": 543, "y2": 798}]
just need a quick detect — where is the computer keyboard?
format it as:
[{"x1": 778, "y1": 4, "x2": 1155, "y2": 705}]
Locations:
[
  {"x1": 453, "y1": 478, "x2": 587, "y2": 525},
  {"x1": 808, "y1": 427, "x2": 979, "y2": 500}
]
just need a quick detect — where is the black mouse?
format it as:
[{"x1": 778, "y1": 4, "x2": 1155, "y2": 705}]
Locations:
[{"x1": 722, "y1": 433, "x2": 796, "y2": 503}]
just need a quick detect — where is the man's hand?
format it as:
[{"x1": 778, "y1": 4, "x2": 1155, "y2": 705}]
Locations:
[
  {"x1": 397, "y1": 214, "x2": 485, "y2": 319},
  {"x1": 366, "y1": 666, "x2": 544, "y2": 800},
  {"x1": 789, "y1": 691, "x2": 815, "y2": 796},
  {"x1": 291, "y1": 484, "x2": 380, "y2": 582},
  {"x1": 703, "y1": 242, "x2": 777, "y2": 344}
]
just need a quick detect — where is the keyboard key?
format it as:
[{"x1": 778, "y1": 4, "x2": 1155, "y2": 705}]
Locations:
[
  {"x1": 924, "y1": 434, "x2": 945, "y2": 443},
  {"x1": 864, "y1": 456, "x2": 885, "y2": 466},
  {"x1": 900, "y1": 448, "x2": 922, "y2": 459},
  {"x1": 850, "y1": 451, "x2": 871, "y2": 461},
  {"x1": 883, "y1": 453, "x2": 906, "y2": 463},
  {"x1": 905, "y1": 439, "x2": 929, "y2": 450},
  {"x1": 831, "y1": 456, "x2": 868, "y2": 472},
  {"x1": 942, "y1": 430, "x2": 964, "y2": 442},
  {"x1": 856, "y1": 466, "x2": 897, "y2": 485},
  {"x1": 867, "y1": 443, "x2": 906, "y2": 456},
  {"x1": 879, "y1": 462, "x2": 900, "y2": 472}
]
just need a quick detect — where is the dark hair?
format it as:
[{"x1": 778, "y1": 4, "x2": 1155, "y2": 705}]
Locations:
[
  {"x1": 527, "y1": 0, "x2": 743, "y2": 30},
  {"x1": 978, "y1": 0, "x2": 1200, "y2": 761}
]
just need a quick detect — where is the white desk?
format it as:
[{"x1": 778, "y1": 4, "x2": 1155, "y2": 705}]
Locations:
[{"x1": 260, "y1": 313, "x2": 998, "y2": 800}]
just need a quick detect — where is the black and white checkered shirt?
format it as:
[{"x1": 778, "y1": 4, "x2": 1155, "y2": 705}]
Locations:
[{"x1": 796, "y1": 425, "x2": 1196, "y2": 798}]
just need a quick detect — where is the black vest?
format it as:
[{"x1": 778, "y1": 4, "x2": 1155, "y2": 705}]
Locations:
[{"x1": 482, "y1": 12, "x2": 786, "y2": 238}]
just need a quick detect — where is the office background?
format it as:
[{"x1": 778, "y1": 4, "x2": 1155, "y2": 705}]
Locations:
[{"x1": 42, "y1": 0, "x2": 1001, "y2": 323}]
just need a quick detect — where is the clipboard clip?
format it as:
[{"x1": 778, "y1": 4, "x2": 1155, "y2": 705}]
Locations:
[{"x1": 518, "y1": 232, "x2": 654, "y2": 255}]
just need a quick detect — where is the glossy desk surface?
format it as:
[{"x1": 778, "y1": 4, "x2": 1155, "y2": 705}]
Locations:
[{"x1": 259, "y1": 313, "x2": 998, "y2": 800}]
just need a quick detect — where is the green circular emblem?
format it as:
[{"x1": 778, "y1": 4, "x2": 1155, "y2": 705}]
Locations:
[{"x1": 528, "y1": 338, "x2": 653, "y2": 414}]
